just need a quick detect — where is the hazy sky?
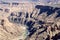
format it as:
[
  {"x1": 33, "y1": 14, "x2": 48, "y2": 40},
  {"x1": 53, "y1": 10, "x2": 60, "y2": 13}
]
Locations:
[
  {"x1": 2, "y1": 0, "x2": 58, "y2": 1},
  {"x1": 0, "y1": 0, "x2": 59, "y2": 3},
  {"x1": 1, "y1": 0, "x2": 39, "y2": 2}
]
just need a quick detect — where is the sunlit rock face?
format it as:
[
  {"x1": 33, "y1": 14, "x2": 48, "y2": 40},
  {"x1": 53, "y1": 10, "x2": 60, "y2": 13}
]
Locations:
[
  {"x1": 0, "y1": 2, "x2": 60, "y2": 40},
  {"x1": 7, "y1": 5, "x2": 60, "y2": 40}
]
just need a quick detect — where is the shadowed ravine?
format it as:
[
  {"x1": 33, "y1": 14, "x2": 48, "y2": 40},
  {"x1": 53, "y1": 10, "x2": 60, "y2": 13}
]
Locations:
[
  {"x1": 7, "y1": 5, "x2": 60, "y2": 40},
  {"x1": 0, "y1": 3, "x2": 60, "y2": 40}
]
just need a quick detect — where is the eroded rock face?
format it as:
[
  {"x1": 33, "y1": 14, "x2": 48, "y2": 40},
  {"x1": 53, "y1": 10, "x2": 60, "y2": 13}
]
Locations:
[
  {"x1": 0, "y1": 19, "x2": 29, "y2": 40},
  {"x1": 0, "y1": 3, "x2": 60, "y2": 40}
]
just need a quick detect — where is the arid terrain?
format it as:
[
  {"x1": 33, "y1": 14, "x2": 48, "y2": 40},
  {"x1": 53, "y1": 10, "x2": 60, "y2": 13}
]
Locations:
[{"x1": 0, "y1": 2, "x2": 60, "y2": 40}]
